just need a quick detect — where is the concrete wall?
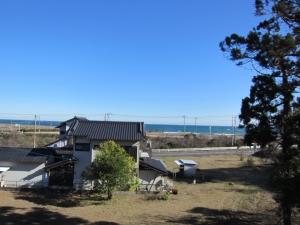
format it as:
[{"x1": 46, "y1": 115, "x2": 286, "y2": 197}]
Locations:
[
  {"x1": 0, "y1": 161, "x2": 47, "y2": 187},
  {"x1": 139, "y1": 170, "x2": 164, "y2": 191}
]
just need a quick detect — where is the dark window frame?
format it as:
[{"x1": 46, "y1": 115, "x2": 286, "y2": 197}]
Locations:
[{"x1": 75, "y1": 143, "x2": 90, "y2": 151}]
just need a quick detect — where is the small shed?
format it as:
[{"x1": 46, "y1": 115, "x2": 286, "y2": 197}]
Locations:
[
  {"x1": 175, "y1": 159, "x2": 198, "y2": 177},
  {"x1": 139, "y1": 153, "x2": 168, "y2": 191}
]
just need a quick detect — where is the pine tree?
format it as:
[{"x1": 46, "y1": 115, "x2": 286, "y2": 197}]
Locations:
[{"x1": 220, "y1": 1, "x2": 300, "y2": 224}]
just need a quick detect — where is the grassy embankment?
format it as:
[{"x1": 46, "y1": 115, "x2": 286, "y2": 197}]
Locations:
[{"x1": 0, "y1": 124, "x2": 59, "y2": 148}]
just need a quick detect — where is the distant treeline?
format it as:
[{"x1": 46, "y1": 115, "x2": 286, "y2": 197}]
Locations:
[{"x1": 140, "y1": 133, "x2": 244, "y2": 149}]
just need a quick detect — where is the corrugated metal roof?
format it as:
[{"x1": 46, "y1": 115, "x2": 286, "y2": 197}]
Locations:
[
  {"x1": 0, "y1": 147, "x2": 54, "y2": 163},
  {"x1": 69, "y1": 121, "x2": 146, "y2": 141},
  {"x1": 139, "y1": 157, "x2": 168, "y2": 175}
]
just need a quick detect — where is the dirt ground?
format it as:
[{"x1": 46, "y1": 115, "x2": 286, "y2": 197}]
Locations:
[{"x1": 0, "y1": 155, "x2": 299, "y2": 225}]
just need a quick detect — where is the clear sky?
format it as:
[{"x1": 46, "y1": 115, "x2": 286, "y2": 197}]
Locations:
[{"x1": 0, "y1": 0, "x2": 264, "y2": 126}]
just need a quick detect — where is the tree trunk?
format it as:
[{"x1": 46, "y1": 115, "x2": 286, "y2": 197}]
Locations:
[
  {"x1": 107, "y1": 189, "x2": 112, "y2": 200},
  {"x1": 281, "y1": 69, "x2": 293, "y2": 225},
  {"x1": 282, "y1": 200, "x2": 292, "y2": 225}
]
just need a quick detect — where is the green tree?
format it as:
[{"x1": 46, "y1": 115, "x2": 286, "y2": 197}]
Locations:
[
  {"x1": 81, "y1": 140, "x2": 138, "y2": 199},
  {"x1": 220, "y1": 1, "x2": 300, "y2": 224}
]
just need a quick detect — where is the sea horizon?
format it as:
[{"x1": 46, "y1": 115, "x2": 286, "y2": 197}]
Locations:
[{"x1": 0, "y1": 119, "x2": 245, "y2": 135}]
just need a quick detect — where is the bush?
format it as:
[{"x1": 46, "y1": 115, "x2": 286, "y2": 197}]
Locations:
[
  {"x1": 247, "y1": 156, "x2": 255, "y2": 167},
  {"x1": 159, "y1": 192, "x2": 171, "y2": 201},
  {"x1": 240, "y1": 150, "x2": 245, "y2": 161}
]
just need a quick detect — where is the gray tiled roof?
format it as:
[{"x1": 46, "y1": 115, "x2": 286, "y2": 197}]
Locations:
[
  {"x1": 43, "y1": 157, "x2": 77, "y2": 171},
  {"x1": 0, "y1": 147, "x2": 54, "y2": 163},
  {"x1": 55, "y1": 149, "x2": 73, "y2": 156},
  {"x1": 68, "y1": 121, "x2": 146, "y2": 141},
  {"x1": 56, "y1": 116, "x2": 88, "y2": 128}
]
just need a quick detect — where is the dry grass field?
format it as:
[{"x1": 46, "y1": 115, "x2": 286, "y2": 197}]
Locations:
[
  {"x1": 0, "y1": 123, "x2": 58, "y2": 132},
  {"x1": 1, "y1": 155, "x2": 298, "y2": 225}
]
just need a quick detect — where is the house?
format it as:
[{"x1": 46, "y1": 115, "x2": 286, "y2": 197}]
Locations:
[
  {"x1": 1, "y1": 116, "x2": 168, "y2": 191},
  {"x1": 0, "y1": 147, "x2": 55, "y2": 187},
  {"x1": 44, "y1": 117, "x2": 146, "y2": 189}
]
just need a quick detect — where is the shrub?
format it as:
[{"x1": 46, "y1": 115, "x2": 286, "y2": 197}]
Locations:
[
  {"x1": 159, "y1": 192, "x2": 171, "y2": 201},
  {"x1": 247, "y1": 156, "x2": 255, "y2": 167},
  {"x1": 240, "y1": 150, "x2": 245, "y2": 161}
]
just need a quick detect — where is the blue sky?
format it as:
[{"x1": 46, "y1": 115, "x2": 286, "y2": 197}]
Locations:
[{"x1": 0, "y1": 1, "x2": 263, "y2": 125}]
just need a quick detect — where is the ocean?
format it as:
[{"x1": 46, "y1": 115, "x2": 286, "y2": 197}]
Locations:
[
  {"x1": 145, "y1": 124, "x2": 245, "y2": 135},
  {"x1": 0, "y1": 119, "x2": 245, "y2": 135}
]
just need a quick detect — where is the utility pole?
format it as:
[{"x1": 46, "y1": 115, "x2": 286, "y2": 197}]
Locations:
[
  {"x1": 183, "y1": 115, "x2": 186, "y2": 133},
  {"x1": 39, "y1": 116, "x2": 40, "y2": 133},
  {"x1": 107, "y1": 113, "x2": 112, "y2": 121},
  {"x1": 194, "y1": 117, "x2": 198, "y2": 134},
  {"x1": 234, "y1": 115, "x2": 236, "y2": 144},
  {"x1": 231, "y1": 115, "x2": 234, "y2": 146},
  {"x1": 34, "y1": 115, "x2": 36, "y2": 148}
]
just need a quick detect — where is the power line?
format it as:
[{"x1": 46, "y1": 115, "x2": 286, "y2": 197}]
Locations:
[{"x1": 0, "y1": 112, "x2": 240, "y2": 125}]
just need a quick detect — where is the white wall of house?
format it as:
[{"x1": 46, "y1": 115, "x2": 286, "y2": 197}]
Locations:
[
  {"x1": 139, "y1": 170, "x2": 164, "y2": 191},
  {"x1": 73, "y1": 137, "x2": 92, "y2": 188},
  {"x1": 72, "y1": 138, "x2": 141, "y2": 189},
  {"x1": 0, "y1": 161, "x2": 47, "y2": 187}
]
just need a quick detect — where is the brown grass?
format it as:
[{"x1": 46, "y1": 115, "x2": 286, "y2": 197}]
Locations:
[{"x1": 1, "y1": 155, "x2": 298, "y2": 225}]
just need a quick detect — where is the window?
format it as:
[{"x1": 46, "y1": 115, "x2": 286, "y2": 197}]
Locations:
[
  {"x1": 75, "y1": 143, "x2": 90, "y2": 151},
  {"x1": 60, "y1": 131, "x2": 66, "y2": 135}
]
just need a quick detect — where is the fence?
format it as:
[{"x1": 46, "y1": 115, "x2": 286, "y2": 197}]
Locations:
[
  {"x1": 0, "y1": 180, "x2": 47, "y2": 188},
  {"x1": 0, "y1": 180, "x2": 94, "y2": 189},
  {"x1": 151, "y1": 146, "x2": 256, "y2": 153}
]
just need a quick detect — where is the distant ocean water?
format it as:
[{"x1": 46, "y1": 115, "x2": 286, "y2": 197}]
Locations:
[
  {"x1": 0, "y1": 119, "x2": 61, "y2": 127},
  {"x1": 0, "y1": 119, "x2": 245, "y2": 135},
  {"x1": 145, "y1": 124, "x2": 245, "y2": 135}
]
